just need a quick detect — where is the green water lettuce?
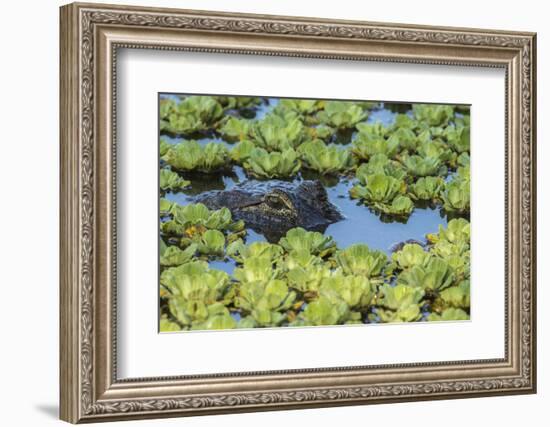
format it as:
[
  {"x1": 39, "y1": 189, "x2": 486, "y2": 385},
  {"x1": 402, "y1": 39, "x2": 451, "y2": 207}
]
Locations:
[
  {"x1": 392, "y1": 114, "x2": 416, "y2": 130},
  {"x1": 442, "y1": 176, "x2": 470, "y2": 214},
  {"x1": 159, "y1": 168, "x2": 191, "y2": 191},
  {"x1": 320, "y1": 275, "x2": 374, "y2": 310},
  {"x1": 285, "y1": 264, "x2": 335, "y2": 295},
  {"x1": 217, "y1": 96, "x2": 262, "y2": 111},
  {"x1": 227, "y1": 240, "x2": 283, "y2": 264},
  {"x1": 374, "y1": 195, "x2": 414, "y2": 216},
  {"x1": 409, "y1": 176, "x2": 445, "y2": 202},
  {"x1": 235, "y1": 279, "x2": 296, "y2": 327},
  {"x1": 402, "y1": 154, "x2": 443, "y2": 177},
  {"x1": 219, "y1": 117, "x2": 252, "y2": 142},
  {"x1": 160, "y1": 243, "x2": 197, "y2": 267},
  {"x1": 159, "y1": 316, "x2": 182, "y2": 332},
  {"x1": 243, "y1": 147, "x2": 301, "y2": 179},
  {"x1": 352, "y1": 133, "x2": 399, "y2": 160},
  {"x1": 163, "y1": 140, "x2": 229, "y2": 172},
  {"x1": 162, "y1": 96, "x2": 224, "y2": 135},
  {"x1": 335, "y1": 244, "x2": 388, "y2": 278},
  {"x1": 444, "y1": 124, "x2": 470, "y2": 153},
  {"x1": 387, "y1": 127, "x2": 417, "y2": 152},
  {"x1": 439, "y1": 280, "x2": 470, "y2": 309},
  {"x1": 172, "y1": 203, "x2": 233, "y2": 231},
  {"x1": 196, "y1": 229, "x2": 225, "y2": 256},
  {"x1": 276, "y1": 98, "x2": 323, "y2": 117},
  {"x1": 189, "y1": 304, "x2": 237, "y2": 330},
  {"x1": 298, "y1": 140, "x2": 352, "y2": 174},
  {"x1": 397, "y1": 257, "x2": 455, "y2": 293},
  {"x1": 159, "y1": 138, "x2": 171, "y2": 157},
  {"x1": 416, "y1": 140, "x2": 455, "y2": 164},
  {"x1": 250, "y1": 114, "x2": 307, "y2": 151},
  {"x1": 317, "y1": 101, "x2": 367, "y2": 129},
  {"x1": 293, "y1": 295, "x2": 351, "y2": 326},
  {"x1": 355, "y1": 155, "x2": 407, "y2": 181},
  {"x1": 435, "y1": 218, "x2": 471, "y2": 246},
  {"x1": 392, "y1": 243, "x2": 431, "y2": 270},
  {"x1": 233, "y1": 257, "x2": 280, "y2": 283},
  {"x1": 279, "y1": 227, "x2": 337, "y2": 258},
  {"x1": 377, "y1": 283, "x2": 424, "y2": 323},
  {"x1": 356, "y1": 122, "x2": 389, "y2": 138},
  {"x1": 350, "y1": 174, "x2": 403, "y2": 204},
  {"x1": 277, "y1": 250, "x2": 323, "y2": 272},
  {"x1": 412, "y1": 104, "x2": 454, "y2": 127},
  {"x1": 230, "y1": 140, "x2": 255, "y2": 163},
  {"x1": 161, "y1": 261, "x2": 234, "y2": 328},
  {"x1": 427, "y1": 307, "x2": 469, "y2": 322}
]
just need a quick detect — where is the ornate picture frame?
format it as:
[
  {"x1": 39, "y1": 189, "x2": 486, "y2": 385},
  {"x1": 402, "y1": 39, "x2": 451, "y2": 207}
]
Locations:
[{"x1": 60, "y1": 2, "x2": 536, "y2": 423}]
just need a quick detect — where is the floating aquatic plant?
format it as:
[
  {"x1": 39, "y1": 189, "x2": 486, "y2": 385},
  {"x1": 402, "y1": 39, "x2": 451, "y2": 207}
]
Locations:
[
  {"x1": 235, "y1": 279, "x2": 296, "y2": 327},
  {"x1": 278, "y1": 227, "x2": 337, "y2": 258},
  {"x1": 250, "y1": 114, "x2": 307, "y2": 151},
  {"x1": 335, "y1": 243, "x2": 388, "y2": 278},
  {"x1": 243, "y1": 147, "x2": 301, "y2": 179},
  {"x1": 377, "y1": 283, "x2": 425, "y2": 323},
  {"x1": 159, "y1": 138, "x2": 171, "y2": 157},
  {"x1": 351, "y1": 133, "x2": 399, "y2": 160},
  {"x1": 162, "y1": 96, "x2": 224, "y2": 135},
  {"x1": 171, "y1": 202, "x2": 234, "y2": 231},
  {"x1": 387, "y1": 127, "x2": 417, "y2": 152},
  {"x1": 427, "y1": 307, "x2": 469, "y2": 322},
  {"x1": 227, "y1": 240, "x2": 284, "y2": 264},
  {"x1": 442, "y1": 178, "x2": 470, "y2": 214},
  {"x1": 298, "y1": 140, "x2": 352, "y2": 175},
  {"x1": 292, "y1": 295, "x2": 351, "y2": 326},
  {"x1": 217, "y1": 96, "x2": 262, "y2": 111},
  {"x1": 230, "y1": 140, "x2": 255, "y2": 163},
  {"x1": 397, "y1": 257, "x2": 455, "y2": 293},
  {"x1": 161, "y1": 261, "x2": 234, "y2": 329},
  {"x1": 409, "y1": 176, "x2": 445, "y2": 202},
  {"x1": 319, "y1": 275, "x2": 375, "y2": 310},
  {"x1": 285, "y1": 263, "x2": 335, "y2": 295},
  {"x1": 316, "y1": 101, "x2": 367, "y2": 129},
  {"x1": 160, "y1": 243, "x2": 197, "y2": 267},
  {"x1": 349, "y1": 174, "x2": 403, "y2": 204},
  {"x1": 163, "y1": 140, "x2": 229, "y2": 172},
  {"x1": 196, "y1": 229, "x2": 226, "y2": 256},
  {"x1": 412, "y1": 104, "x2": 455, "y2": 127},
  {"x1": 392, "y1": 243, "x2": 431, "y2": 270},
  {"x1": 402, "y1": 154, "x2": 443, "y2": 177},
  {"x1": 218, "y1": 117, "x2": 252, "y2": 142},
  {"x1": 233, "y1": 257, "x2": 281, "y2": 283},
  {"x1": 159, "y1": 168, "x2": 191, "y2": 191},
  {"x1": 444, "y1": 124, "x2": 470, "y2": 153},
  {"x1": 355, "y1": 155, "x2": 407, "y2": 181},
  {"x1": 439, "y1": 280, "x2": 470, "y2": 310},
  {"x1": 375, "y1": 195, "x2": 414, "y2": 217}
]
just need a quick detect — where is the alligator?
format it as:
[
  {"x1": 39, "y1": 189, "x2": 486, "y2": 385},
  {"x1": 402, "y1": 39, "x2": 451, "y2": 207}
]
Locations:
[{"x1": 195, "y1": 180, "x2": 343, "y2": 241}]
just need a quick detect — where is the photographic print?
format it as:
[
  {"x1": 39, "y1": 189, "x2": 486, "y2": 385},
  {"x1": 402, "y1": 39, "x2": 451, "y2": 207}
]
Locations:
[{"x1": 158, "y1": 95, "x2": 471, "y2": 332}]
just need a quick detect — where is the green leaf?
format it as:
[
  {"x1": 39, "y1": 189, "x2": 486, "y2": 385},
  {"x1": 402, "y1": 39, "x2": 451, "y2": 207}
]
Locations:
[
  {"x1": 335, "y1": 244, "x2": 388, "y2": 277},
  {"x1": 160, "y1": 168, "x2": 190, "y2": 191},
  {"x1": 278, "y1": 227, "x2": 337, "y2": 257},
  {"x1": 298, "y1": 140, "x2": 351, "y2": 175},
  {"x1": 427, "y1": 307, "x2": 469, "y2": 321},
  {"x1": 160, "y1": 244, "x2": 197, "y2": 267},
  {"x1": 317, "y1": 101, "x2": 367, "y2": 129},
  {"x1": 243, "y1": 147, "x2": 301, "y2": 179}
]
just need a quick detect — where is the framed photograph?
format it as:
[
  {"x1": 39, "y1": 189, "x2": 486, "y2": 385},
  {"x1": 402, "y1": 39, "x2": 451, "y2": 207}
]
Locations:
[{"x1": 60, "y1": 2, "x2": 537, "y2": 423}]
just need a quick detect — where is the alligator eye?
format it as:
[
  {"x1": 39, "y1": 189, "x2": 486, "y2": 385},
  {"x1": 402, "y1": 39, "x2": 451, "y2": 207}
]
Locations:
[{"x1": 265, "y1": 195, "x2": 284, "y2": 209}]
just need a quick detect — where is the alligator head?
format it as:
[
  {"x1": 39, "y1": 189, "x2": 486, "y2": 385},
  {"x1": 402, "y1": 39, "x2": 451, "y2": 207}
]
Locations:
[{"x1": 195, "y1": 180, "x2": 343, "y2": 241}]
